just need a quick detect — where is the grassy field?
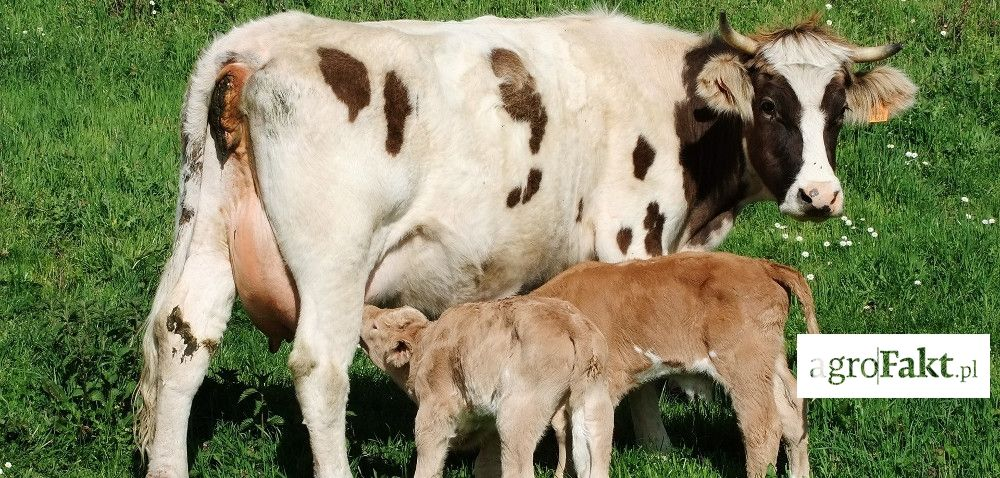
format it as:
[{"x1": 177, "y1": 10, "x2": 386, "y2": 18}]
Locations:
[{"x1": 1, "y1": 0, "x2": 999, "y2": 476}]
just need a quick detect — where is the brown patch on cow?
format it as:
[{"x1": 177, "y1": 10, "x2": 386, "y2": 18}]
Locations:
[
  {"x1": 490, "y1": 48, "x2": 548, "y2": 154},
  {"x1": 643, "y1": 202, "x2": 666, "y2": 256},
  {"x1": 686, "y1": 210, "x2": 735, "y2": 247},
  {"x1": 165, "y1": 306, "x2": 199, "y2": 359},
  {"x1": 318, "y1": 47, "x2": 371, "y2": 122},
  {"x1": 616, "y1": 228, "x2": 632, "y2": 255},
  {"x1": 521, "y1": 169, "x2": 543, "y2": 204},
  {"x1": 201, "y1": 339, "x2": 220, "y2": 355},
  {"x1": 632, "y1": 136, "x2": 656, "y2": 180},
  {"x1": 383, "y1": 70, "x2": 412, "y2": 156},
  {"x1": 675, "y1": 38, "x2": 750, "y2": 250},
  {"x1": 179, "y1": 207, "x2": 194, "y2": 226},
  {"x1": 506, "y1": 187, "x2": 523, "y2": 208},
  {"x1": 576, "y1": 199, "x2": 584, "y2": 223}
]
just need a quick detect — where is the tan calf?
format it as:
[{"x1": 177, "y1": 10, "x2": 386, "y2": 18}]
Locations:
[
  {"x1": 531, "y1": 252, "x2": 819, "y2": 478},
  {"x1": 359, "y1": 297, "x2": 614, "y2": 478}
]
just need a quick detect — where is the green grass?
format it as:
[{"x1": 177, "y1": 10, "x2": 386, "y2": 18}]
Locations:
[{"x1": 1, "y1": 0, "x2": 998, "y2": 476}]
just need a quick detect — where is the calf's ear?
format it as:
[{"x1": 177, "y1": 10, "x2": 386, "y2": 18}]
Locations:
[
  {"x1": 386, "y1": 340, "x2": 413, "y2": 368},
  {"x1": 846, "y1": 66, "x2": 917, "y2": 124},
  {"x1": 695, "y1": 53, "x2": 754, "y2": 121}
]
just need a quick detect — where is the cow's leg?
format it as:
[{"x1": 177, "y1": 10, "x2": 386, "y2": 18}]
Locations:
[
  {"x1": 626, "y1": 380, "x2": 672, "y2": 451},
  {"x1": 286, "y1": 271, "x2": 367, "y2": 477},
  {"x1": 773, "y1": 358, "x2": 810, "y2": 478},
  {"x1": 140, "y1": 251, "x2": 236, "y2": 477}
]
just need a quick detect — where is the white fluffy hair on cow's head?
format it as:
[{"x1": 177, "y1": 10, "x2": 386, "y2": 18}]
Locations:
[{"x1": 697, "y1": 12, "x2": 917, "y2": 220}]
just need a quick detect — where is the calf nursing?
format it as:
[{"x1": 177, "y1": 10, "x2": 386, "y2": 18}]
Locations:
[
  {"x1": 359, "y1": 298, "x2": 614, "y2": 478},
  {"x1": 532, "y1": 252, "x2": 820, "y2": 478}
]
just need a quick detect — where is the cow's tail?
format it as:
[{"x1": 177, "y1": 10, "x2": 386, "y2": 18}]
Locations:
[
  {"x1": 133, "y1": 41, "x2": 262, "y2": 457},
  {"x1": 766, "y1": 261, "x2": 820, "y2": 334}
]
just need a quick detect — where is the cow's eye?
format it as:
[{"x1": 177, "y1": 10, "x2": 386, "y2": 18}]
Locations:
[{"x1": 760, "y1": 99, "x2": 777, "y2": 118}]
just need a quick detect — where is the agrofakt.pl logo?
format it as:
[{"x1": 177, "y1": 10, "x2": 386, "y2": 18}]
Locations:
[{"x1": 797, "y1": 334, "x2": 990, "y2": 398}]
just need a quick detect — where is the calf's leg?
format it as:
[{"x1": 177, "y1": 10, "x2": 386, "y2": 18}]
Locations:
[
  {"x1": 497, "y1": 398, "x2": 557, "y2": 478},
  {"x1": 570, "y1": 385, "x2": 614, "y2": 478},
  {"x1": 412, "y1": 404, "x2": 457, "y2": 478},
  {"x1": 773, "y1": 359, "x2": 810, "y2": 477}
]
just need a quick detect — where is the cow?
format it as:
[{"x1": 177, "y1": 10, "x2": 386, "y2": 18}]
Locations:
[
  {"x1": 359, "y1": 299, "x2": 613, "y2": 478},
  {"x1": 135, "y1": 9, "x2": 916, "y2": 477},
  {"x1": 528, "y1": 252, "x2": 820, "y2": 478}
]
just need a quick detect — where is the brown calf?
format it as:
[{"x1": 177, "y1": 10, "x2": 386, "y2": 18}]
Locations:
[
  {"x1": 531, "y1": 252, "x2": 819, "y2": 478},
  {"x1": 359, "y1": 297, "x2": 614, "y2": 478}
]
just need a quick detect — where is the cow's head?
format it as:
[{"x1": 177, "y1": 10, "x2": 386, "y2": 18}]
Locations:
[
  {"x1": 359, "y1": 305, "x2": 429, "y2": 384},
  {"x1": 696, "y1": 13, "x2": 916, "y2": 219}
]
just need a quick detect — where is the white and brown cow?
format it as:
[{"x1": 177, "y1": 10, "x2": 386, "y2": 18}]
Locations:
[{"x1": 136, "y1": 10, "x2": 916, "y2": 477}]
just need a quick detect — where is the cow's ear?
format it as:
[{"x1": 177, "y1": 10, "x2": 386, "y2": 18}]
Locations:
[
  {"x1": 695, "y1": 53, "x2": 754, "y2": 121},
  {"x1": 846, "y1": 66, "x2": 917, "y2": 124},
  {"x1": 386, "y1": 340, "x2": 413, "y2": 368}
]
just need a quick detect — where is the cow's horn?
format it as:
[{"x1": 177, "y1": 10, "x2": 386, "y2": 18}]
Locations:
[
  {"x1": 719, "y1": 11, "x2": 759, "y2": 55},
  {"x1": 849, "y1": 43, "x2": 903, "y2": 63}
]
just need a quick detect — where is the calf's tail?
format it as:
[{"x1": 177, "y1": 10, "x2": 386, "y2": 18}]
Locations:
[{"x1": 766, "y1": 261, "x2": 820, "y2": 334}]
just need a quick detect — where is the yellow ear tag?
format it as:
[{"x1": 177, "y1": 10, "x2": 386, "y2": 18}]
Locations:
[{"x1": 868, "y1": 102, "x2": 889, "y2": 123}]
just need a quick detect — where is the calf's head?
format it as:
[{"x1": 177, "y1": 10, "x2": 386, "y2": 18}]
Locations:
[
  {"x1": 359, "y1": 305, "x2": 429, "y2": 384},
  {"x1": 696, "y1": 13, "x2": 917, "y2": 219}
]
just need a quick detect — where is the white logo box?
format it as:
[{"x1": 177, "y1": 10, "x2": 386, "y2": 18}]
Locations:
[{"x1": 796, "y1": 334, "x2": 991, "y2": 398}]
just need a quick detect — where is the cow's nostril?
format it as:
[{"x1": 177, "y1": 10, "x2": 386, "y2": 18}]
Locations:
[{"x1": 798, "y1": 188, "x2": 813, "y2": 204}]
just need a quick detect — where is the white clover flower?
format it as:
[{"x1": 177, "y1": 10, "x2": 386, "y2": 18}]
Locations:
[
  {"x1": 867, "y1": 227, "x2": 875, "y2": 233},
  {"x1": 825, "y1": 3, "x2": 832, "y2": 9},
  {"x1": 22, "y1": 30, "x2": 27, "y2": 34},
  {"x1": 990, "y1": 218, "x2": 997, "y2": 224},
  {"x1": 3, "y1": 462, "x2": 9, "y2": 468},
  {"x1": 150, "y1": 0, "x2": 156, "y2": 4},
  {"x1": 774, "y1": 222, "x2": 782, "y2": 228},
  {"x1": 782, "y1": 233, "x2": 790, "y2": 240},
  {"x1": 802, "y1": 251, "x2": 810, "y2": 257},
  {"x1": 982, "y1": 219, "x2": 989, "y2": 225},
  {"x1": 910, "y1": 19, "x2": 915, "y2": 24},
  {"x1": 859, "y1": 217, "x2": 866, "y2": 222},
  {"x1": 839, "y1": 240, "x2": 848, "y2": 246},
  {"x1": 961, "y1": 196, "x2": 970, "y2": 203},
  {"x1": 845, "y1": 219, "x2": 853, "y2": 226},
  {"x1": 823, "y1": 241, "x2": 831, "y2": 247},
  {"x1": 840, "y1": 215, "x2": 849, "y2": 221},
  {"x1": 914, "y1": 280, "x2": 922, "y2": 286},
  {"x1": 940, "y1": 30, "x2": 947, "y2": 36},
  {"x1": 921, "y1": 161, "x2": 929, "y2": 166},
  {"x1": 826, "y1": 19, "x2": 832, "y2": 26},
  {"x1": 806, "y1": 273, "x2": 815, "y2": 281},
  {"x1": 887, "y1": 144, "x2": 895, "y2": 149},
  {"x1": 152, "y1": 10, "x2": 157, "y2": 15},
  {"x1": 889, "y1": 307, "x2": 895, "y2": 311},
  {"x1": 795, "y1": 235, "x2": 804, "y2": 242},
  {"x1": 827, "y1": 261, "x2": 833, "y2": 265},
  {"x1": 846, "y1": 240, "x2": 853, "y2": 246},
  {"x1": 871, "y1": 232, "x2": 878, "y2": 238},
  {"x1": 966, "y1": 213, "x2": 973, "y2": 219},
  {"x1": 841, "y1": 235, "x2": 848, "y2": 241}
]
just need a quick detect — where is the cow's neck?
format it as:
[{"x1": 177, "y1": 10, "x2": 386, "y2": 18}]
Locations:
[{"x1": 671, "y1": 39, "x2": 762, "y2": 251}]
